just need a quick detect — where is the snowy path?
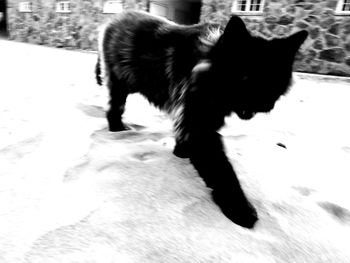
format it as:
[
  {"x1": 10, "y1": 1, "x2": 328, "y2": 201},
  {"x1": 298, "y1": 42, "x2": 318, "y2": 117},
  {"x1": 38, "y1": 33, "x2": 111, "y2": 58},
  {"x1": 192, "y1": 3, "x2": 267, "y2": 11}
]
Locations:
[{"x1": 1, "y1": 40, "x2": 350, "y2": 263}]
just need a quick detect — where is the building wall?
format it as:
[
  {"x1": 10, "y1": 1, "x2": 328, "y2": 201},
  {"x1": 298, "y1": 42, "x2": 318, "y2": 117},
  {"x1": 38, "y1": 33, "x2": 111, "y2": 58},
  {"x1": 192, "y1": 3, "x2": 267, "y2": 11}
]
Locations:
[
  {"x1": 7, "y1": 0, "x2": 148, "y2": 50},
  {"x1": 6, "y1": 0, "x2": 350, "y2": 76},
  {"x1": 201, "y1": 0, "x2": 350, "y2": 76},
  {"x1": 7, "y1": 0, "x2": 200, "y2": 50},
  {"x1": 150, "y1": 0, "x2": 201, "y2": 25}
]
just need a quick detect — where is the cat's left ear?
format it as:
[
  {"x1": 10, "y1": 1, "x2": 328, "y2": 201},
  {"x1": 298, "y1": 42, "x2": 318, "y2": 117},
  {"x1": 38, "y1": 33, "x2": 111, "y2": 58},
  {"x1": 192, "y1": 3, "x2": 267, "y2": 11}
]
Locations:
[
  {"x1": 285, "y1": 30, "x2": 308, "y2": 54},
  {"x1": 222, "y1": 15, "x2": 250, "y2": 45}
]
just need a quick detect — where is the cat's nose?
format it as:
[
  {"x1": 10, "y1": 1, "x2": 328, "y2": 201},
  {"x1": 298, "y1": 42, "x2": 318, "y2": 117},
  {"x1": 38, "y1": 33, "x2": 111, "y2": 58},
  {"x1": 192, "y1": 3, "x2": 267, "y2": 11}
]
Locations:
[
  {"x1": 260, "y1": 102, "x2": 275, "y2": 113},
  {"x1": 237, "y1": 110, "x2": 255, "y2": 120}
]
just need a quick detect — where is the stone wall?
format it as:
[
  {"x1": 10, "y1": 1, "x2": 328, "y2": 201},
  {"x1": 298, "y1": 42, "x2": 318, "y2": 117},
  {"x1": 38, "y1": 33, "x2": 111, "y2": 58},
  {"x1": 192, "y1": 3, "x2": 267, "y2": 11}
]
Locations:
[
  {"x1": 201, "y1": 0, "x2": 350, "y2": 76},
  {"x1": 7, "y1": 0, "x2": 350, "y2": 76},
  {"x1": 7, "y1": 0, "x2": 148, "y2": 50}
]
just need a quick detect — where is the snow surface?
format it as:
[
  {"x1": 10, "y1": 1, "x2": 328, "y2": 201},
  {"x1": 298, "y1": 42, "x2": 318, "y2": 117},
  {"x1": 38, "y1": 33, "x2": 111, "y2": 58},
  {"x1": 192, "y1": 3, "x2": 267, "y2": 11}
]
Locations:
[{"x1": 1, "y1": 40, "x2": 350, "y2": 263}]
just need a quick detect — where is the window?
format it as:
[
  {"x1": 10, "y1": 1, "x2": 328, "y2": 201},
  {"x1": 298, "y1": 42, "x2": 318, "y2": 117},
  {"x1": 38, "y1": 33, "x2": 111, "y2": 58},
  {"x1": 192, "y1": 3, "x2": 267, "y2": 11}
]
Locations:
[
  {"x1": 103, "y1": 0, "x2": 124, "y2": 14},
  {"x1": 231, "y1": 0, "x2": 265, "y2": 15},
  {"x1": 336, "y1": 0, "x2": 350, "y2": 14},
  {"x1": 56, "y1": 1, "x2": 71, "y2": 13},
  {"x1": 19, "y1": 2, "x2": 33, "y2": 12}
]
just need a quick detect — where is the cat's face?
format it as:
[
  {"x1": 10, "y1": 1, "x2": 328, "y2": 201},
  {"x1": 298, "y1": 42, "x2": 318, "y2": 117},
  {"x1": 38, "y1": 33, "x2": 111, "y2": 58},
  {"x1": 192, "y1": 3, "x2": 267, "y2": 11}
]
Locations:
[{"x1": 210, "y1": 16, "x2": 308, "y2": 120}]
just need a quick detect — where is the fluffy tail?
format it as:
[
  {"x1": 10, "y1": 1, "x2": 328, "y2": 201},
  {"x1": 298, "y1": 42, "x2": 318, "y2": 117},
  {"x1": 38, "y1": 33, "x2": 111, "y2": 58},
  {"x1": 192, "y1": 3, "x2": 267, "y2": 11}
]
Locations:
[{"x1": 95, "y1": 55, "x2": 102, "y2": 86}]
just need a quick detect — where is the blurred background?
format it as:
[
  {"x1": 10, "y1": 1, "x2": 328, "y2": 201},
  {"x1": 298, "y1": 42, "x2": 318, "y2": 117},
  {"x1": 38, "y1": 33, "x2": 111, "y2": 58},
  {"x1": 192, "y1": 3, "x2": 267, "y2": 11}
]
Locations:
[
  {"x1": 1, "y1": 2, "x2": 350, "y2": 262},
  {"x1": 1, "y1": 0, "x2": 350, "y2": 77}
]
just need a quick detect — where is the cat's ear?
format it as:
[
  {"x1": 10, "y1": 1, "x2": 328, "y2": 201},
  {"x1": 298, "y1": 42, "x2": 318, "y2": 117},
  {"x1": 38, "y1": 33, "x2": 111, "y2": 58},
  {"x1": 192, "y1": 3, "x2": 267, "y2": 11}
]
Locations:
[
  {"x1": 222, "y1": 15, "x2": 250, "y2": 44},
  {"x1": 285, "y1": 30, "x2": 308, "y2": 54},
  {"x1": 209, "y1": 15, "x2": 250, "y2": 61}
]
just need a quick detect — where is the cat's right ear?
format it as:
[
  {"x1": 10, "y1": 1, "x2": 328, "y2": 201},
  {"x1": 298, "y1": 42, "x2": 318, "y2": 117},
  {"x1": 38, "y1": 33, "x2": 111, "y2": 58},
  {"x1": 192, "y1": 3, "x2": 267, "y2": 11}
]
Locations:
[
  {"x1": 222, "y1": 15, "x2": 250, "y2": 44},
  {"x1": 286, "y1": 30, "x2": 309, "y2": 54}
]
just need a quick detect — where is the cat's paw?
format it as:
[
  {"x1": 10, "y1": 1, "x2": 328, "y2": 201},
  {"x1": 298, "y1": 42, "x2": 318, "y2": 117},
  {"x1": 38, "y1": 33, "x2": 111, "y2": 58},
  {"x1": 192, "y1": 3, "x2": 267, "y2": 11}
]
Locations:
[
  {"x1": 108, "y1": 122, "x2": 131, "y2": 132},
  {"x1": 212, "y1": 190, "x2": 258, "y2": 229},
  {"x1": 230, "y1": 202, "x2": 258, "y2": 229}
]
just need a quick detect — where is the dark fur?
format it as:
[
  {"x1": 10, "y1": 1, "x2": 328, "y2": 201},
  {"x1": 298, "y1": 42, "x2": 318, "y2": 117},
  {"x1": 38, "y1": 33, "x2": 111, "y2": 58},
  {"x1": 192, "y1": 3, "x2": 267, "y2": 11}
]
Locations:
[{"x1": 96, "y1": 11, "x2": 308, "y2": 228}]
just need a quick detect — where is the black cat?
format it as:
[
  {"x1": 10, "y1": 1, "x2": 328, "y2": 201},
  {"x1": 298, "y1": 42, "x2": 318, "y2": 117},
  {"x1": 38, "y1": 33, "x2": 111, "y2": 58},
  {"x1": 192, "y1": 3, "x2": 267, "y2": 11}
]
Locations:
[{"x1": 96, "y1": 10, "x2": 308, "y2": 228}]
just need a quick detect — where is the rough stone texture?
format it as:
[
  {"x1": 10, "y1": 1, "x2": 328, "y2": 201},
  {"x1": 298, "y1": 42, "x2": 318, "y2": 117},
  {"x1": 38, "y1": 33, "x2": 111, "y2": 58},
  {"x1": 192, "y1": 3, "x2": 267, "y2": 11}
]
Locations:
[
  {"x1": 265, "y1": 16, "x2": 278, "y2": 24},
  {"x1": 346, "y1": 57, "x2": 350, "y2": 67},
  {"x1": 329, "y1": 23, "x2": 340, "y2": 35},
  {"x1": 6, "y1": 0, "x2": 350, "y2": 76},
  {"x1": 313, "y1": 39, "x2": 324, "y2": 50},
  {"x1": 345, "y1": 42, "x2": 350, "y2": 52},
  {"x1": 325, "y1": 34, "x2": 341, "y2": 47},
  {"x1": 278, "y1": 15, "x2": 294, "y2": 25},
  {"x1": 319, "y1": 48, "x2": 345, "y2": 63},
  {"x1": 201, "y1": 0, "x2": 350, "y2": 76},
  {"x1": 7, "y1": 0, "x2": 148, "y2": 50},
  {"x1": 309, "y1": 27, "x2": 320, "y2": 39},
  {"x1": 296, "y1": 21, "x2": 310, "y2": 29},
  {"x1": 200, "y1": 0, "x2": 232, "y2": 25},
  {"x1": 320, "y1": 17, "x2": 336, "y2": 29}
]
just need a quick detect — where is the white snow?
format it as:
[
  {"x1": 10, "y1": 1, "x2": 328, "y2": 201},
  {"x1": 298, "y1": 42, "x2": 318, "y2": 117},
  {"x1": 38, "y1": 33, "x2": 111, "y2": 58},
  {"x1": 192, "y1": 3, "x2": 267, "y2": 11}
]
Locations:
[{"x1": 1, "y1": 40, "x2": 350, "y2": 263}]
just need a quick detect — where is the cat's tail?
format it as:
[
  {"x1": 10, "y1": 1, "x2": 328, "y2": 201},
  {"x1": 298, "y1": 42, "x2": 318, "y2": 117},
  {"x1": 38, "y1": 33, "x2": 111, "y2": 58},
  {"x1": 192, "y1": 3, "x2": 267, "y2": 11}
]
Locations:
[{"x1": 95, "y1": 55, "x2": 102, "y2": 86}]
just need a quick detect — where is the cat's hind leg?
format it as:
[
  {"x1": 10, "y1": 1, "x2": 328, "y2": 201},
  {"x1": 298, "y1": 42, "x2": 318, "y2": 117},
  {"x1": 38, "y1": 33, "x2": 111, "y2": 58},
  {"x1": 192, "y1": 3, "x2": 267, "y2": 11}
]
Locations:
[{"x1": 106, "y1": 71, "x2": 129, "y2": 132}]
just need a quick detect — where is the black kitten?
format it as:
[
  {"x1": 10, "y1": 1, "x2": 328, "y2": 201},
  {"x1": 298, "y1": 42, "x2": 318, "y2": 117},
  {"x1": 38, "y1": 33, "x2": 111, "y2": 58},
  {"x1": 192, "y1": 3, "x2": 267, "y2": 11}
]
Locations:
[{"x1": 96, "y1": 11, "x2": 308, "y2": 228}]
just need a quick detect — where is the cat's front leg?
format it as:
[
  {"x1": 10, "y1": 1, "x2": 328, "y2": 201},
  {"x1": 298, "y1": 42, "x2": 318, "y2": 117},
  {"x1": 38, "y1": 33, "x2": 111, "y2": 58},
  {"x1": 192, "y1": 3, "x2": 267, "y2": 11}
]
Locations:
[
  {"x1": 188, "y1": 130, "x2": 258, "y2": 228},
  {"x1": 173, "y1": 126, "x2": 191, "y2": 158},
  {"x1": 171, "y1": 106, "x2": 192, "y2": 158}
]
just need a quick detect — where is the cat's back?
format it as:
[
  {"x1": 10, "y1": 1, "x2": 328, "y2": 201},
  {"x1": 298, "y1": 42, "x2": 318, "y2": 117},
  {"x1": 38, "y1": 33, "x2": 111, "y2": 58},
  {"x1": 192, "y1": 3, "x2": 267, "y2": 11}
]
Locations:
[
  {"x1": 99, "y1": 10, "x2": 213, "y2": 80},
  {"x1": 108, "y1": 9, "x2": 175, "y2": 28},
  {"x1": 99, "y1": 10, "x2": 177, "y2": 71},
  {"x1": 101, "y1": 10, "x2": 173, "y2": 50},
  {"x1": 100, "y1": 10, "x2": 211, "y2": 56}
]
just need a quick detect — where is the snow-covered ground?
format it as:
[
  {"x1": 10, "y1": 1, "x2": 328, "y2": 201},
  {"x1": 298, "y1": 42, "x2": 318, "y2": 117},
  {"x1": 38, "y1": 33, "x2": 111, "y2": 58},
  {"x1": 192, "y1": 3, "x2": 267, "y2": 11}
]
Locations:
[{"x1": 1, "y1": 40, "x2": 350, "y2": 263}]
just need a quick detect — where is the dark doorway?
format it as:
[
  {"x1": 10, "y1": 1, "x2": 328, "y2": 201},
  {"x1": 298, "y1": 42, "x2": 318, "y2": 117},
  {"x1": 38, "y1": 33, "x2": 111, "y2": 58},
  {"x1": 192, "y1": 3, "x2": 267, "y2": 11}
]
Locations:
[
  {"x1": 0, "y1": 0, "x2": 8, "y2": 37},
  {"x1": 149, "y1": 0, "x2": 202, "y2": 25}
]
